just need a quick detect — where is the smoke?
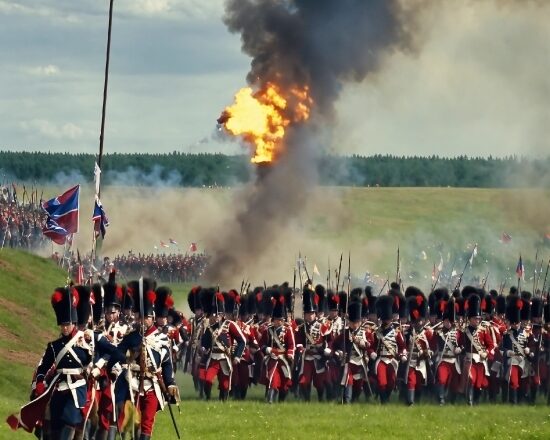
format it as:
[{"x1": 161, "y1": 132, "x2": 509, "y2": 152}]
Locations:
[
  {"x1": 104, "y1": 165, "x2": 182, "y2": 187},
  {"x1": 206, "y1": 0, "x2": 432, "y2": 282}
]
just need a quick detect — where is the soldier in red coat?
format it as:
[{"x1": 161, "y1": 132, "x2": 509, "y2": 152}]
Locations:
[
  {"x1": 258, "y1": 290, "x2": 296, "y2": 403},
  {"x1": 294, "y1": 287, "x2": 331, "y2": 401},
  {"x1": 403, "y1": 292, "x2": 433, "y2": 405},
  {"x1": 527, "y1": 297, "x2": 545, "y2": 404},
  {"x1": 459, "y1": 293, "x2": 495, "y2": 405},
  {"x1": 371, "y1": 295, "x2": 406, "y2": 404},
  {"x1": 199, "y1": 288, "x2": 246, "y2": 401}
]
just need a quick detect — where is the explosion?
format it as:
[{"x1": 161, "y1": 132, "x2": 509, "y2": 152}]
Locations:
[{"x1": 218, "y1": 82, "x2": 312, "y2": 164}]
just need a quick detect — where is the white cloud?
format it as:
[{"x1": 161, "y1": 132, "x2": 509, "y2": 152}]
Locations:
[
  {"x1": 19, "y1": 119, "x2": 84, "y2": 140},
  {"x1": 23, "y1": 65, "x2": 60, "y2": 76}
]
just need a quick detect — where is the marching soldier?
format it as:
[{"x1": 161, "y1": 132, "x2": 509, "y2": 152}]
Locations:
[
  {"x1": 258, "y1": 290, "x2": 296, "y2": 403},
  {"x1": 372, "y1": 295, "x2": 406, "y2": 404},
  {"x1": 460, "y1": 293, "x2": 495, "y2": 405},
  {"x1": 199, "y1": 288, "x2": 246, "y2": 401},
  {"x1": 433, "y1": 298, "x2": 462, "y2": 405},
  {"x1": 114, "y1": 279, "x2": 179, "y2": 440},
  {"x1": 294, "y1": 287, "x2": 331, "y2": 401},
  {"x1": 185, "y1": 286, "x2": 206, "y2": 398},
  {"x1": 331, "y1": 299, "x2": 372, "y2": 403},
  {"x1": 403, "y1": 292, "x2": 433, "y2": 405},
  {"x1": 528, "y1": 297, "x2": 545, "y2": 404}
]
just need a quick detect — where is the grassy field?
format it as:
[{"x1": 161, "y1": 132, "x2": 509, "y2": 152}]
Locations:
[{"x1": 1, "y1": 248, "x2": 549, "y2": 439}]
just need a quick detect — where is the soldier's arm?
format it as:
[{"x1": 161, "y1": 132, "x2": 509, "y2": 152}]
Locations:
[{"x1": 35, "y1": 342, "x2": 55, "y2": 383}]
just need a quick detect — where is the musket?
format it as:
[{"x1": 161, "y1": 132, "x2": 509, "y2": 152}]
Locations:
[
  {"x1": 340, "y1": 252, "x2": 351, "y2": 404},
  {"x1": 377, "y1": 279, "x2": 388, "y2": 296},
  {"x1": 540, "y1": 259, "x2": 550, "y2": 295},
  {"x1": 396, "y1": 246, "x2": 400, "y2": 284},
  {"x1": 335, "y1": 253, "x2": 343, "y2": 292},
  {"x1": 481, "y1": 271, "x2": 489, "y2": 291},
  {"x1": 403, "y1": 326, "x2": 416, "y2": 386},
  {"x1": 532, "y1": 248, "x2": 539, "y2": 294},
  {"x1": 498, "y1": 279, "x2": 507, "y2": 296},
  {"x1": 302, "y1": 256, "x2": 311, "y2": 284},
  {"x1": 155, "y1": 371, "x2": 181, "y2": 439},
  {"x1": 291, "y1": 267, "x2": 296, "y2": 321},
  {"x1": 327, "y1": 256, "x2": 331, "y2": 291},
  {"x1": 137, "y1": 277, "x2": 145, "y2": 432},
  {"x1": 453, "y1": 245, "x2": 477, "y2": 292},
  {"x1": 431, "y1": 270, "x2": 441, "y2": 292}
]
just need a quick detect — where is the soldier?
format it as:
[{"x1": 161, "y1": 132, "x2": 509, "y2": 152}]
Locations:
[
  {"x1": 372, "y1": 295, "x2": 406, "y2": 404},
  {"x1": 185, "y1": 286, "x2": 205, "y2": 398},
  {"x1": 331, "y1": 299, "x2": 372, "y2": 403},
  {"x1": 403, "y1": 292, "x2": 433, "y2": 406},
  {"x1": 487, "y1": 294, "x2": 507, "y2": 402},
  {"x1": 36, "y1": 287, "x2": 92, "y2": 440},
  {"x1": 433, "y1": 298, "x2": 462, "y2": 405},
  {"x1": 199, "y1": 288, "x2": 246, "y2": 401},
  {"x1": 460, "y1": 293, "x2": 495, "y2": 405},
  {"x1": 294, "y1": 287, "x2": 331, "y2": 401},
  {"x1": 114, "y1": 278, "x2": 179, "y2": 440},
  {"x1": 258, "y1": 290, "x2": 296, "y2": 403},
  {"x1": 502, "y1": 296, "x2": 530, "y2": 404}
]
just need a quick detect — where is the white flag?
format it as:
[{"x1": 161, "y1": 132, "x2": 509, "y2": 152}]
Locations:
[
  {"x1": 94, "y1": 162, "x2": 101, "y2": 196},
  {"x1": 437, "y1": 254, "x2": 444, "y2": 272},
  {"x1": 469, "y1": 244, "x2": 478, "y2": 266},
  {"x1": 313, "y1": 264, "x2": 320, "y2": 276}
]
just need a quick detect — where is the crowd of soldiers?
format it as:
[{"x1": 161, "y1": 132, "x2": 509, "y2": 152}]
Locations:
[
  {"x1": 0, "y1": 196, "x2": 47, "y2": 250},
  {"x1": 7, "y1": 274, "x2": 550, "y2": 439},
  {"x1": 111, "y1": 253, "x2": 209, "y2": 283},
  {"x1": 183, "y1": 281, "x2": 550, "y2": 406}
]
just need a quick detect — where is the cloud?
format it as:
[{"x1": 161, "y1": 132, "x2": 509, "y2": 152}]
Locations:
[
  {"x1": 23, "y1": 65, "x2": 60, "y2": 76},
  {"x1": 19, "y1": 119, "x2": 84, "y2": 140}
]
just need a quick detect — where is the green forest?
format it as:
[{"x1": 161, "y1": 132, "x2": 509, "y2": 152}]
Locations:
[{"x1": 1, "y1": 151, "x2": 549, "y2": 188}]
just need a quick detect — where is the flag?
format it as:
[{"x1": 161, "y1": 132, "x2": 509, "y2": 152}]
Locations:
[
  {"x1": 42, "y1": 218, "x2": 70, "y2": 245},
  {"x1": 94, "y1": 162, "x2": 101, "y2": 196},
  {"x1": 42, "y1": 185, "x2": 80, "y2": 234},
  {"x1": 431, "y1": 263, "x2": 436, "y2": 282},
  {"x1": 11, "y1": 183, "x2": 18, "y2": 205},
  {"x1": 169, "y1": 238, "x2": 178, "y2": 245},
  {"x1": 516, "y1": 255, "x2": 524, "y2": 280},
  {"x1": 92, "y1": 197, "x2": 109, "y2": 239},
  {"x1": 160, "y1": 241, "x2": 170, "y2": 248},
  {"x1": 500, "y1": 232, "x2": 512, "y2": 244},
  {"x1": 76, "y1": 250, "x2": 84, "y2": 284},
  {"x1": 189, "y1": 242, "x2": 198, "y2": 252},
  {"x1": 313, "y1": 264, "x2": 320, "y2": 276},
  {"x1": 468, "y1": 244, "x2": 478, "y2": 266}
]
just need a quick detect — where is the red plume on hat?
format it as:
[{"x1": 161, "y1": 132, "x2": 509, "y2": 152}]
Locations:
[
  {"x1": 147, "y1": 291, "x2": 156, "y2": 304},
  {"x1": 166, "y1": 296, "x2": 174, "y2": 309},
  {"x1": 52, "y1": 289, "x2": 64, "y2": 304},
  {"x1": 416, "y1": 295, "x2": 423, "y2": 306},
  {"x1": 517, "y1": 299, "x2": 523, "y2": 310},
  {"x1": 116, "y1": 285, "x2": 123, "y2": 301},
  {"x1": 71, "y1": 288, "x2": 79, "y2": 307},
  {"x1": 439, "y1": 300, "x2": 447, "y2": 313}
]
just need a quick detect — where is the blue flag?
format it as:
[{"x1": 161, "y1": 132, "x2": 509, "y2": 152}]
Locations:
[
  {"x1": 42, "y1": 185, "x2": 80, "y2": 244},
  {"x1": 93, "y1": 198, "x2": 109, "y2": 239}
]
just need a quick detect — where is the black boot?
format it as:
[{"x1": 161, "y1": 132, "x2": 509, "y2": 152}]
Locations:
[
  {"x1": 219, "y1": 389, "x2": 229, "y2": 401},
  {"x1": 437, "y1": 384, "x2": 446, "y2": 405},
  {"x1": 139, "y1": 435, "x2": 151, "y2": 440},
  {"x1": 380, "y1": 389, "x2": 390, "y2": 404},
  {"x1": 60, "y1": 425, "x2": 76, "y2": 440},
  {"x1": 198, "y1": 380, "x2": 204, "y2": 399},
  {"x1": 473, "y1": 388, "x2": 482, "y2": 405},
  {"x1": 204, "y1": 382, "x2": 212, "y2": 401},
  {"x1": 278, "y1": 389, "x2": 286, "y2": 402},
  {"x1": 317, "y1": 387, "x2": 324, "y2": 402},
  {"x1": 407, "y1": 389, "x2": 415, "y2": 406},
  {"x1": 351, "y1": 386, "x2": 362, "y2": 403},
  {"x1": 530, "y1": 386, "x2": 538, "y2": 405},
  {"x1": 510, "y1": 389, "x2": 518, "y2": 405},
  {"x1": 467, "y1": 387, "x2": 474, "y2": 406},
  {"x1": 95, "y1": 428, "x2": 108, "y2": 440}
]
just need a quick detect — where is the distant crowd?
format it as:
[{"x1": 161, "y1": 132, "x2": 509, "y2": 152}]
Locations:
[{"x1": 0, "y1": 185, "x2": 48, "y2": 250}]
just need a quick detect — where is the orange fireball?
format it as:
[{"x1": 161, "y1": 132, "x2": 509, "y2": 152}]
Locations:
[{"x1": 220, "y1": 82, "x2": 312, "y2": 163}]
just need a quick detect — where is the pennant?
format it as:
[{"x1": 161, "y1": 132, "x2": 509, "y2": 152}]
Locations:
[
  {"x1": 437, "y1": 254, "x2": 444, "y2": 272},
  {"x1": 431, "y1": 263, "x2": 436, "y2": 282},
  {"x1": 516, "y1": 255, "x2": 524, "y2": 280},
  {"x1": 92, "y1": 197, "x2": 109, "y2": 239},
  {"x1": 189, "y1": 242, "x2": 198, "y2": 252},
  {"x1": 169, "y1": 238, "x2": 178, "y2": 245},
  {"x1": 313, "y1": 264, "x2": 320, "y2": 276},
  {"x1": 500, "y1": 232, "x2": 512, "y2": 244},
  {"x1": 94, "y1": 162, "x2": 101, "y2": 196},
  {"x1": 160, "y1": 241, "x2": 170, "y2": 248},
  {"x1": 468, "y1": 244, "x2": 478, "y2": 266}
]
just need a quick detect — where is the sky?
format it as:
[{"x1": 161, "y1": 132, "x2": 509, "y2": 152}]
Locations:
[{"x1": 0, "y1": 0, "x2": 548, "y2": 158}]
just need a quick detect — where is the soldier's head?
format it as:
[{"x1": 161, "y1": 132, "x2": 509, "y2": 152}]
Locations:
[
  {"x1": 51, "y1": 287, "x2": 78, "y2": 337},
  {"x1": 273, "y1": 317, "x2": 285, "y2": 328},
  {"x1": 304, "y1": 311, "x2": 316, "y2": 323},
  {"x1": 105, "y1": 305, "x2": 120, "y2": 324}
]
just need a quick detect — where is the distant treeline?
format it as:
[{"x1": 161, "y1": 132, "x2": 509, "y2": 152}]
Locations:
[{"x1": 1, "y1": 151, "x2": 549, "y2": 188}]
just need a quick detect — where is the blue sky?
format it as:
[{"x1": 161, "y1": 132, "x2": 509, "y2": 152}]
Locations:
[{"x1": 1, "y1": 0, "x2": 548, "y2": 157}]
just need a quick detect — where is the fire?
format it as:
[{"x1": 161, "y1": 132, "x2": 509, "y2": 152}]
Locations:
[{"x1": 219, "y1": 82, "x2": 312, "y2": 164}]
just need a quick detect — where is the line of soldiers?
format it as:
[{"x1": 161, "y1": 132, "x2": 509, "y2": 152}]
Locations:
[
  {"x1": 184, "y1": 282, "x2": 550, "y2": 406},
  {"x1": 7, "y1": 272, "x2": 183, "y2": 440},
  {"x1": 0, "y1": 201, "x2": 47, "y2": 250}
]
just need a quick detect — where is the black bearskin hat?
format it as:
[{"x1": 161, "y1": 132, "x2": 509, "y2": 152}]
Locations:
[
  {"x1": 348, "y1": 300, "x2": 362, "y2": 323},
  {"x1": 104, "y1": 270, "x2": 123, "y2": 310},
  {"x1": 187, "y1": 285, "x2": 202, "y2": 314},
  {"x1": 496, "y1": 295, "x2": 507, "y2": 315},
  {"x1": 506, "y1": 297, "x2": 523, "y2": 324},
  {"x1": 520, "y1": 298, "x2": 531, "y2": 322},
  {"x1": 315, "y1": 284, "x2": 327, "y2": 314},
  {"x1": 74, "y1": 285, "x2": 93, "y2": 327},
  {"x1": 155, "y1": 286, "x2": 174, "y2": 318},
  {"x1": 327, "y1": 290, "x2": 340, "y2": 311},
  {"x1": 128, "y1": 278, "x2": 157, "y2": 317},
  {"x1": 531, "y1": 297, "x2": 543, "y2": 320},
  {"x1": 91, "y1": 283, "x2": 104, "y2": 325},
  {"x1": 303, "y1": 287, "x2": 319, "y2": 313},
  {"x1": 404, "y1": 286, "x2": 423, "y2": 299},
  {"x1": 466, "y1": 294, "x2": 482, "y2": 318},
  {"x1": 201, "y1": 288, "x2": 225, "y2": 316},
  {"x1": 407, "y1": 293, "x2": 427, "y2": 322},
  {"x1": 51, "y1": 287, "x2": 78, "y2": 325},
  {"x1": 270, "y1": 290, "x2": 286, "y2": 320},
  {"x1": 376, "y1": 295, "x2": 394, "y2": 321},
  {"x1": 442, "y1": 298, "x2": 457, "y2": 322}
]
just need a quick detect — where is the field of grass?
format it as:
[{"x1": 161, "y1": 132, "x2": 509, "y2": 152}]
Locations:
[{"x1": 1, "y1": 248, "x2": 550, "y2": 439}]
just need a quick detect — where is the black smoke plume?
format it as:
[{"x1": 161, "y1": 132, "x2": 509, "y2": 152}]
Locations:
[{"x1": 206, "y1": 0, "x2": 430, "y2": 282}]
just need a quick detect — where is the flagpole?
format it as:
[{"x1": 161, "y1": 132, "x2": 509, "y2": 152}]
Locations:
[{"x1": 532, "y1": 248, "x2": 539, "y2": 294}]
